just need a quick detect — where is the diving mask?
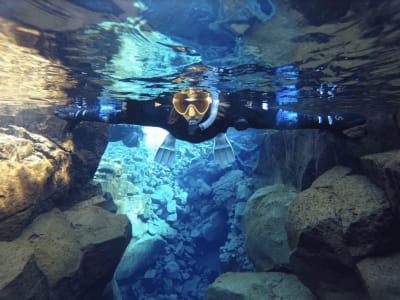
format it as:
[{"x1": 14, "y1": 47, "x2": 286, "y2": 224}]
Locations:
[{"x1": 173, "y1": 88, "x2": 212, "y2": 120}]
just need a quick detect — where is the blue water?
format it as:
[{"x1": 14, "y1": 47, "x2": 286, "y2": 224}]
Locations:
[{"x1": 1, "y1": 0, "x2": 400, "y2": 299}]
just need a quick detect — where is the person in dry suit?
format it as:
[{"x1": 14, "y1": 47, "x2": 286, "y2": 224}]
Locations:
[{"x1": 55, "y1": 87, "x2": 366, "y2": 166}]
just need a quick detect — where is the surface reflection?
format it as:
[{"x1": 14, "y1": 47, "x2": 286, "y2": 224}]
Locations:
[
  {"x1": 0, "y1": 18, "x2": 72, "y2": 109},
  {"x1": 0, "y1": 0, "x2": 399, "y2": 116}
]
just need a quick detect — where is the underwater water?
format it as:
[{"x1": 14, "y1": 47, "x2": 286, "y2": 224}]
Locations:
[{"x1": 1, "y1": 0, "x2": 400, "y2": 300}]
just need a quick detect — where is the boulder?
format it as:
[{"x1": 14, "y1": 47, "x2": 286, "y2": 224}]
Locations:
[
  {"x1": 242, "y1": 184, "x2": 297, "y2": 271},
  {"x1": 199, "y1": 211, "x2": 228, "y2": 244},
  {"x1": 115, "y1": 235, "x2": 167, "y2": 281},
  {"x1": 0, "y1": 126, "x2": 71, "y2": 240},
  {"x1": 287, "y1": 166, "x2": 394, "y2": 300},
  {"x1": 206, "y1": 272, "x2": 316, "y2": 300},
  {"x1": 211, "y1": 170, "x2": 246, "y2": 206},
  {"x1": 151, "y1": 185, "x2": 174, "y2": 205},
  {"x1": 361, "y1": 150, "x2": 400, "y2": 217},
  {"x1": 0, "y1": 241, "x2": 48, "y2": 300},
  {"x1": 357, "y1": 253, "x2": 400, "y2": 300},
  {"x1": 0, "y1": 122, "x2": 108, "y2": 240},
  {"x1": 0, "y1": 205, "x2": 131, "y2": 300}
]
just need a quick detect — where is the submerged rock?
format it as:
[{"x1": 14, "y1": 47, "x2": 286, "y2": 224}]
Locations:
[
  {"x1": 242, "y1": 184, "x2": 297, "y2": 271},
  {"x1": 206, "y1": 272, "x2": 316, "y2": 300},
  {"x1": 287, "y1": 165, "x2": 395, "y2": 300},
  {"x1": 361, "y1": 150, "x2": 400, "y2": 217},
  {"x1": 254, "y1": 130, "x2": 339, "y2": 190},
  {"x1": 0, "y1": 122, "x2": 108, "y2": 241},
  {"x1": 0, "y1": 126, "x2": 71, "y2": 240},
  {"x1": 0, "y1": 241, "x2": 47, "y2": 300},
  {"x1": 115, "y1": 235, "x2": 167, "y2": 281},
  {"x1": 0, "y1": 205, "x2": 131, "y2": 300},
  {"x1": 357, "y1": 253, "x2": 400, "y2": 300}
]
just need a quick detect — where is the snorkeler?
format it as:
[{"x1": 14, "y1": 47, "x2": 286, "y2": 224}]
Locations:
[{"x1": 55, "y1": 88, "x2": 366, "y2": 166}]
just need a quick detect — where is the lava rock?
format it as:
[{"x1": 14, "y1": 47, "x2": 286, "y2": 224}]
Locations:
[
  {"x1": 242, "y1": 184, "x2": 297, "y2": 271},
  {"x1": 199, "y1": 211, "x2": 228, "y2": 244},
  {"x1": 254, "y1": 130, "x2": 339, "y2": 190},
  {"x1": 0, "y1": 205, "x2": 131, "y2": 300},
  {"x1": 0, "y1": 241, "x2": 48, "y2": 300},
  {"x1": 115, "y1": 235, "x2": 167, "y2": 281},
  {"x1": 0, "y1": 126, "x2": 71, "y2": 240},
  {"x1": 361, "y1": 150, "x2": 400, "y2": 217},
  {"x1": 287, "y1": 166, "x2": 394, "y2": 300},
  {"x1": 357, "y1": 252, "x2": 400, "y2": 300},
  {"x1": 151, "y1": 185, "x2": 174, "y2": 205},
  {"x1": 206, "y1": 272, "x2": 316, "y2": 300}
]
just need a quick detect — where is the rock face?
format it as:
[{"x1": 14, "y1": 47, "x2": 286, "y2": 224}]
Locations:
[
  {"x1": 206, "y1": 272, "x2": 316, "y2": 300},
  {"x1": 0, "y1": 108, "x2": 122, "y2": 299},
  {"x1": 254, "y1": 130, "x2": 340, "y2": 190},
  {"x1": 0, "y1": 241, "x2": 48, "y2": 300},
  {"x1": 357, "y1": 253, "x2": 400, "y2": 300},
  {"x1": 361, "y1": 150, "x2": 400, "y2": 217},
  {"x1": 0, "y1": 126, "x2": 71, "y2": 240},
  {"x1": 0, "y1": 123, "x2": 108, "y2": 241},
  {"x1": 115, "y1": 235, "x2": 167, "y2": 281},
  {"x1": 0, "y1": 205, "x2": 131, "y2": 300},
  {"x1": 254, "y1": 111, "x2": 400, "y2": 191},
  {"x1": 242, "y1": 184, "x2": 297, "y2": 271},
  {"x1": 286, "y1": 165, "x2": 397, "y2": 300}
]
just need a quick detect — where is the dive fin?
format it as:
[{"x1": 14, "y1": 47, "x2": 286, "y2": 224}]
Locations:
[
  {"x1": 213, "y1": 133, "x2": 235, "y2": 166},
  {"x1": 155, "y1": 134, "x2": 176, "y2": 166}
]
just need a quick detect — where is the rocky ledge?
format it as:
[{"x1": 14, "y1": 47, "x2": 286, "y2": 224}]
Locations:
[
  {"x1": 0, "y1": 118, "x2": 130, "y2": 299},
  {"x1": 287, "y1": 150, "x2": 400, "y2": 300},
  {"x1": 0, "y1": 204, "x2": 131, "y2": 300}
]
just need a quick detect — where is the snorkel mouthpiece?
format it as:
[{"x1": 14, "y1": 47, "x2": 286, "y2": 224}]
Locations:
[{"x1": 187, "y1": 119, "x2": 198, "y2": 135}]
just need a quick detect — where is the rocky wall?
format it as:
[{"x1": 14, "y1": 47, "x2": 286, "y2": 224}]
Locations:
[
  {"x1": 254, "y1": 110, "x2": 400, "y2": 191},
  {"x1": 210, "y1": 109, "x2": 400, "y2": 300}
]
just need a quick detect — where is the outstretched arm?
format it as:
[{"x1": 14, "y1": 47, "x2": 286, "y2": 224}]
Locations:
[
  {"x1": 236, "y1": 107, "x2": 366, "y2": 132},
  {"x1": 55, "y1": 99, "x2": 170, "y2": 127}
]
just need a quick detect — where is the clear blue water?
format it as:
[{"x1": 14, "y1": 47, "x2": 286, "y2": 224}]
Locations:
[{"x1": 1, "y1": 1, "x2": 400, "y2": 299}]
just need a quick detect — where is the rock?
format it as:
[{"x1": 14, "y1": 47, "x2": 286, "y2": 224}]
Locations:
[
  {"x1": 151, "y1": 185, "x2": 174, "y2": 204},
  {"x1": 143, "y1": 269, "x2": 157, "y2": 279},
  {"x1": 0, "y1": 120, "x2": 108, "y2": 241},
  {"x1": 199, "y1": 211, "x2": 228, "y2": 244},
  {"x1": 234, "y1": 202, "x2": 247, "y2": 219},
  {"x1": 212, "y1": 170, "x2": 245, "y2": 206},
  {"x1": 0, "y1": 205, "x2": 131, "y2": 300},
  {"x1": 167, "y1": 213, "x2": 178, "y2": 222},
  {"x1": 0, "y1": 126, "x2": 71, "y2": 240},
  {"x1": 357, "y1": 253, "x2": 400, "y2": 300},
  {"x1": 165, "y1": 261, "x2": 180, "y2": 275},
  {"x1": 242, "y1": 184, "x2": 297, "y2": 271},
  {"x1": 94, "y1": 161, "x2": 124, "y2": 202},
  {"x1": 175, "y1": 191, "x2": 188, "y2": 205},
  {"x1": 167, "y1": 200, "x2": 177, "y2": 214},
  {"x1": 361, "y1": 150, "x2": 400, "y2": 217},
  {"x1": 254, "y1": 130, "x2": 339, "y2": 190},
  {"x1": 287, "y1": 166, "x2": 394, "y2": 300},
  {"x1": 69, "y1": 122, "x2": 109, "y2": 190},
  {"x1": 235, "y1": 180, "x2": 253, "y2": 202},
  {"x1": 0, "y1": 241, "x2": 48, "y2": 300},
  {"x1": 63, "y1": 206, "x2": 131, "y2": 287},
  {"x1": 147, "y1": 217, "x2": 177, "y2": 238},
  {"x1": 115, "y1": 235, "x2": 166, "y2": 281},
  {"x1": 184, "y1": 178, "x2": 212, "y2": 198},
  {"x1": 288, "y1": 166, "x2": 394, "y2": 258},
  {"x1": 183, "y1": 275, "x2": 202, "y2": 294},
  {"x1": 206, "y1": 272, "x2": 316, "y2": 300}
]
